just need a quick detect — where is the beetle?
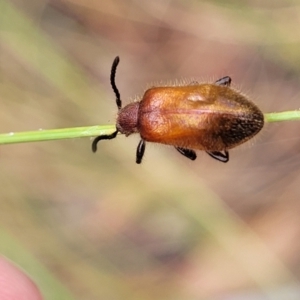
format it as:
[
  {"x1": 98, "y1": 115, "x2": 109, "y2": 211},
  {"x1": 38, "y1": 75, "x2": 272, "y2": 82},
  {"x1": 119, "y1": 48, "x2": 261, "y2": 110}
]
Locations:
[{"x1": 92, "y1": 56, "x2": 264, "y2": 164}]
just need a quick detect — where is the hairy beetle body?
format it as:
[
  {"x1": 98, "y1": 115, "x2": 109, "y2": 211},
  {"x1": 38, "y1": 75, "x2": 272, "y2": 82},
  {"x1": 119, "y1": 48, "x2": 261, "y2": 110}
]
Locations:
[{"x1": 92, "y1": 57, "x2": 264, "y2": 164}]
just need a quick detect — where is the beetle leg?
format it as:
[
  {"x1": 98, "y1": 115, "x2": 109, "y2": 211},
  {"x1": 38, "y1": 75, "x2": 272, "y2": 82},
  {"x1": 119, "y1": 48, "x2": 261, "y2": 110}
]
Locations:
[
  {"x1": 136, "y1": 139, "x2": 146, "y2": 164},
  {"x1": 175, "y1": 147, "x2": 197, "y2": 160},
  {"x1": 215, "y1": 76, "x2": 231, "y2": 87},
  {"x1": 92, "y1": 130, "x2": 119, "y2": 152},
  {"x1": 206, "y1": 150, "x2": 229, "y2": 163}
]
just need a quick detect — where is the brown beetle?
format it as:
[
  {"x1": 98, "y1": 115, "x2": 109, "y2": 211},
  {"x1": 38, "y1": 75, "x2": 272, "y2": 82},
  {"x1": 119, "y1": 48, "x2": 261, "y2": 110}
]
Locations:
[{"x1": 92, "y1": 57, "x2": 264, "y2": 164}]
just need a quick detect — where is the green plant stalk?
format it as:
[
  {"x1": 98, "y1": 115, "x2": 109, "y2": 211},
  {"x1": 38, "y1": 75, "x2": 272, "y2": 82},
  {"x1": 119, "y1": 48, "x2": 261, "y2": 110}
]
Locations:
[
  {"x1": 0, "y1": 111, "x2": 298, "y2": 145},
  {"x1": 0, "y1": 125, "x2": 116, "y2": 145},
  {"x1": 264, "y1": 111, "x2": 300, "y2": 123}
]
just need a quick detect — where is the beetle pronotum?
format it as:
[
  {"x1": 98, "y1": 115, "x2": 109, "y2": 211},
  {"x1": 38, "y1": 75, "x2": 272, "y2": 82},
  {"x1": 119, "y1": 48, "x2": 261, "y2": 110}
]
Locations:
[{"x1": 92, "y1": 57, "x2": 264, "y2": 164}]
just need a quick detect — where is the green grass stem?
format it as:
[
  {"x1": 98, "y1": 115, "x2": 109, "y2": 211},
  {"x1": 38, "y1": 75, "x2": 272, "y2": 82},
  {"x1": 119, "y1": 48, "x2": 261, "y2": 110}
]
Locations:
[
  {"x1": 264, "y1": 111, "x2": 300, "y2": 123},
  {"x1": 0, "y1": 111, "x2": 298, "y2": 146},
  {"x1": 0, "y1": 125, "x2": 116, "y2": 145}
]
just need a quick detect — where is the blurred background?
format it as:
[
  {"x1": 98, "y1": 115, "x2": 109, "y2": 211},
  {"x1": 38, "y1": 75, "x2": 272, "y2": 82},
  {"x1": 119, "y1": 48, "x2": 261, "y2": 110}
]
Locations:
[{"x1": 1, "y1": 0, "x2": 300, "y2": 299}]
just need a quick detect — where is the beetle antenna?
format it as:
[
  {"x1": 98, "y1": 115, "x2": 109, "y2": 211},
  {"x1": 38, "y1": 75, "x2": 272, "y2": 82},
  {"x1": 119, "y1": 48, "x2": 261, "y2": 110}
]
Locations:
[
  {"x1": 92, "y1": 130, "x2": 118, "y2": 153},
  {"x1": 92, "y1": 57, "x2": 121, "y2": 153},
  {"x1": 111, "y1": 56, "x2": 122, "y2": 110}
]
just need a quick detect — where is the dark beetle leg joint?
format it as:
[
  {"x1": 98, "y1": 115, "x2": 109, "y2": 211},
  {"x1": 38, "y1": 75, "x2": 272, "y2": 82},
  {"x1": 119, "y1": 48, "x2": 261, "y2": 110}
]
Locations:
[
  {"x1": 175, "y1": 147, "x2": 197, "y2": 160},
  {"x1": 215, "y1": 76, "x2": 231, "y2": 87},
  {"x1": 136, "y1": 140, "x2": 146, "y2": 164},
  {"x1": 206, "y1": 150, "x2": 229, "y2": 163}
]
